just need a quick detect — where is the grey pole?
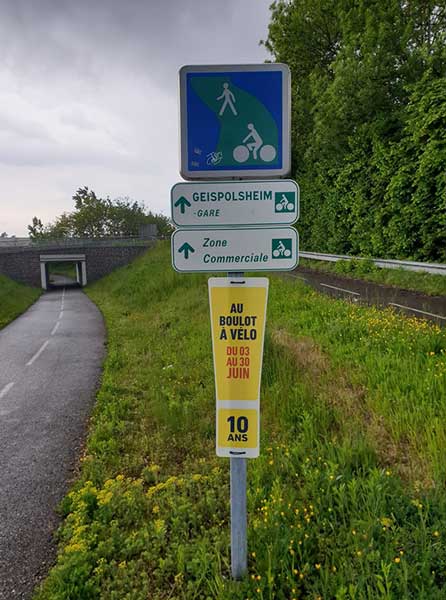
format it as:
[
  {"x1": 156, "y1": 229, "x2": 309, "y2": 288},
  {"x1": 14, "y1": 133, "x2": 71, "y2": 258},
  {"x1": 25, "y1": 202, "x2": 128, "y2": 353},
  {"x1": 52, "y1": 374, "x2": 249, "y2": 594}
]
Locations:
[
  {"x1": 230, "y1": 456, "x2": 247, "y2": 579},
  {"x1": 228, "y1": 271, "x2": 248, "y2": 580}
]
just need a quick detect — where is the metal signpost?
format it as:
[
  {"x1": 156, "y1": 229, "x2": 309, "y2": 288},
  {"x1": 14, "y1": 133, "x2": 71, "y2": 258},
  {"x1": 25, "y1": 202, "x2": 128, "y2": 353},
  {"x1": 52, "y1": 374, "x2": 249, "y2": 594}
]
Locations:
[{"x1": 173, "y1": 62, "x2": 296, "y2": 580}]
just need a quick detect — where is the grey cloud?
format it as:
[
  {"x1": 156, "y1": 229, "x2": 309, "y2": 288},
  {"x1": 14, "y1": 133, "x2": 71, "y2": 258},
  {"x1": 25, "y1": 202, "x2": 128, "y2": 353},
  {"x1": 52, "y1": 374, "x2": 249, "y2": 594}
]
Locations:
[
  {"x1": 59, "y1": 108, "x2": 99, "y2": 131},
  {"x1": 0, "y1": 0, "x2": 273, "y2": 234},
  {"x1": 0, "y1": 112, "x2": 50, "y2": 140},
  {"x1": 2, "y1": 0, "x2": 271, "y2": 86}
]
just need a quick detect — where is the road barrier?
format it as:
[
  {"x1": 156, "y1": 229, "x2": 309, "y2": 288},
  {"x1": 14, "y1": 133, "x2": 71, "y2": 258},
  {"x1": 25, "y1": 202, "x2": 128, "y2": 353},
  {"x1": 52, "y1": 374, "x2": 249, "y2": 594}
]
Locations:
[
  {"x1": 300, "y1": 251, "x2": 446, "y2": 276},
  {"x1": 0, "y1": 237, "x2": 157, "y2": 253}
]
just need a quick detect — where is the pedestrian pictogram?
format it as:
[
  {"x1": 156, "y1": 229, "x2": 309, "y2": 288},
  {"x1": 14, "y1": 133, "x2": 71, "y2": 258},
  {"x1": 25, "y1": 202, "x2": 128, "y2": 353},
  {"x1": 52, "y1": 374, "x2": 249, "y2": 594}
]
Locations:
[{"x1": 217, "y1": 83, "x2": 237, "y2": 116}]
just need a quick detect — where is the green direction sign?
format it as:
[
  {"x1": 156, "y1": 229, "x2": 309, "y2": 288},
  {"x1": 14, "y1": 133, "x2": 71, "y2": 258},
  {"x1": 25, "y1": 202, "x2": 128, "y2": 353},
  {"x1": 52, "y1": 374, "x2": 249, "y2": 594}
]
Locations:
[
  {"x1": 171, "y1": 227, "x2": 298, "y2": 273},
  {"x1": 171, "y1": 180, "x2": 299, "y2": 228}
]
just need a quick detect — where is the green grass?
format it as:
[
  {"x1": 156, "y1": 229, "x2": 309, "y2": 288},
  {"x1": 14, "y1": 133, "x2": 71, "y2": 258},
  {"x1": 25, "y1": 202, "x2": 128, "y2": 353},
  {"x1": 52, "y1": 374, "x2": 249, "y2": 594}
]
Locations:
[
  {"x1": 0, "y1": 273, "x2": 41, "y2": 329},
  {"x1": 299, "y1": 258, "x2": 446, "y2": 297},
  {"x1": 34, "y1": 242, "x2": 446, "y2": 599}
]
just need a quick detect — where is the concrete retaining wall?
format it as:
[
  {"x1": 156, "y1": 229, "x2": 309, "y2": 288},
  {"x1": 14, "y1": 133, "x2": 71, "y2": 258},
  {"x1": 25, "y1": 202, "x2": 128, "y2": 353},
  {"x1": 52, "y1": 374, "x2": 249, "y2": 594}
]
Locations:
[{"x1": 0, "y1": 243, "x2": 153, "y2": 288}]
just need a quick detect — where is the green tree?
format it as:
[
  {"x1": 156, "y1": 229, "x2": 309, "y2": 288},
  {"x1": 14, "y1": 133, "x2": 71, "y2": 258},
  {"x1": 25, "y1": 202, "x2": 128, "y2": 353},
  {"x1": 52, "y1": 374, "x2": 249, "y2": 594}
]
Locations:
[
  {"x1": 383, "y1": 73, "x2": 446, "y2": 260},
  {"x1": 28, "y1": 187, "x2": 173, "y2": 240},
  {"x1": 265, "y1": 0, "x2": 446, "y2": 260}
]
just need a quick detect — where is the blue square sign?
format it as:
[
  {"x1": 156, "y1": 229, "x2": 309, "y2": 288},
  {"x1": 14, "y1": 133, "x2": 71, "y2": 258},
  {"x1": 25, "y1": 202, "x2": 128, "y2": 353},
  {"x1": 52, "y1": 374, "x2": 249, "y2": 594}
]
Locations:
[{"x1": 179, "y1": 64, "x2": 291, "y2": 180}]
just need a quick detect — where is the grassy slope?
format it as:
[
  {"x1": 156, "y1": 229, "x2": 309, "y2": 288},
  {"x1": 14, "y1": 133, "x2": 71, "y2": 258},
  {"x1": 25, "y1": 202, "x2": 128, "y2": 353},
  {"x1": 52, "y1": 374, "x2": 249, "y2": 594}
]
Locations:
[
  {"x1": 35, "y1": 242, "x2": 446, "y2": 599},
  {"x1": 0, "y1": 273, "x2": 41, "y2": 329},
  {"x1": 299, "y1": 258, "x2": 446, "y2": 297}
]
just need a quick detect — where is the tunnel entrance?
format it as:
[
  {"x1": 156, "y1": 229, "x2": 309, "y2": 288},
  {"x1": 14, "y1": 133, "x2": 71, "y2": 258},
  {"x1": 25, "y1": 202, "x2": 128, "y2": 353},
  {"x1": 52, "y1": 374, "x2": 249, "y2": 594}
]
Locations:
[
  {"x1": 48, "y1": 261, "x2": 79, "y2": 288},
  {"x1": 40, "y1": 254, "x2": 87, "y2": 290}
]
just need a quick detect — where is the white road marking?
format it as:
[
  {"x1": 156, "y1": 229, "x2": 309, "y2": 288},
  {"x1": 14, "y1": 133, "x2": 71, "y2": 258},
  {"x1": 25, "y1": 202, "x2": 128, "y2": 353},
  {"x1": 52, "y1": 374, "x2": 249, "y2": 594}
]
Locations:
[
  {"x1": 26, "y1": 340, "x2": 49, "y2": 366},
  {"x1": 320, "y1": 283, "x2": 360, "y2": 296},
  {"x1": 0, "y1": 382, "x2": 15, "y2": 399},
  {"x1": 389, "y1": 303, "x2": 446, "y2": 321},
  {"x1": 51, "y1": 322, "x2": 60, "y2": 336},
  {"x1": 58, "y1": 310, "x2": 64, "y2": 320},
  {"x1": 287, "y1": 274, "x2": 308, "y2": 282}
]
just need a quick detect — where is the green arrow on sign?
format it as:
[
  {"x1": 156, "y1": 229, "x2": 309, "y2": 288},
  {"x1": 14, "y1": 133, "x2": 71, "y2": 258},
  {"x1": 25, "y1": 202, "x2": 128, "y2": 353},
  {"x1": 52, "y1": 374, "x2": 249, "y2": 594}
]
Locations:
[
  {"x1": 174, "y1": 196, "x2": 191, "y2": 214},
  {"x1": 178, "y1": 242, "x2": 195, "y2": 259}
]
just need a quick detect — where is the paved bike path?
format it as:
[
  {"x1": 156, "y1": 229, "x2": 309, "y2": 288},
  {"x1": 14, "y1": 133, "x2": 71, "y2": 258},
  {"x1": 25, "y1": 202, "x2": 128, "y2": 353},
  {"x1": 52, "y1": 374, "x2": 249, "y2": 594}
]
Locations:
[{"x1": 0, "y1": 289, "x2": 105, "y2": 599}]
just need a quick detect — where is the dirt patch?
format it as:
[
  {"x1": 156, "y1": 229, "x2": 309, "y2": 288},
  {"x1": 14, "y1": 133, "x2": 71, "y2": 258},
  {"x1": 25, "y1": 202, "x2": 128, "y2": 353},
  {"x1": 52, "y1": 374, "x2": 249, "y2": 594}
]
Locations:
[
  {"x1": 271, "y1": 326, "x2": 433, "y2": 488},
  {"x1": 271, "y1": 329, "x2": 329, "y2": 378}
]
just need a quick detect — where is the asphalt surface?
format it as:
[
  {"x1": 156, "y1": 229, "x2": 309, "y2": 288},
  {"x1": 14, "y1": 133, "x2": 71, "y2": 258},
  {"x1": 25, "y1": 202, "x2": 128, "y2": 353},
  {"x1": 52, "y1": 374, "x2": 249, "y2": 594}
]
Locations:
[
  {"x1": 289, "y1": 267, "x2": 446, "y2": 326},
  {"x1": 48, "y1": 274, "x2": 78, "y2": 287},
  {"x1": 0, "y1": 288, "x2": 105, "y2": 599}
]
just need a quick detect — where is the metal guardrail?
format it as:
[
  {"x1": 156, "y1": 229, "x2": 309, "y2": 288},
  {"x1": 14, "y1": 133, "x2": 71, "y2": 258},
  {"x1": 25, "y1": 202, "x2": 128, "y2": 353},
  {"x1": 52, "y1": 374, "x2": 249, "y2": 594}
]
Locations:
[
  {"x1": 0, "y1": 239, "x2": 32, "y2": 248},
  {"x1": 0, "y1": 237, "x2": 157, "y2": 253},
  {"x1": 300, "y1": 251, "x2": 446, "y2": 276}
]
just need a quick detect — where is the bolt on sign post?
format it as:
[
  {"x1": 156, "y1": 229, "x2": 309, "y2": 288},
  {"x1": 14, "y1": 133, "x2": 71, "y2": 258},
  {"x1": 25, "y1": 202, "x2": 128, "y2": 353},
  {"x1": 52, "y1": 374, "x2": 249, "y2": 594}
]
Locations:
[{"x1": 173, "y1": 63, "x2": 295, "y2": 581}]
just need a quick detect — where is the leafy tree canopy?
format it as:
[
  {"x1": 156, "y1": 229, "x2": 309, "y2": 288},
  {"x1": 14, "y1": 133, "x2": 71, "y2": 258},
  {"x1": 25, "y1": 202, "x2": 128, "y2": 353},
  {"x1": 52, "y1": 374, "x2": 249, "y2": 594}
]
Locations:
[
  {"x1": 265, "y1": 0, "x2": 446, "y2": 261},
  {"x1": 28, "y1": 187, "x2": 172, "y2": 240}
]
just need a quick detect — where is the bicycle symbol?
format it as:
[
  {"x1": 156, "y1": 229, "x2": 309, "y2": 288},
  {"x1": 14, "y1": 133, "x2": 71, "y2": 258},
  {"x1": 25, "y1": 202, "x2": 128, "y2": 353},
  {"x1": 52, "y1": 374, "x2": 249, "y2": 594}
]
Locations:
[
  {"x1": 275, "y1": 193, "x2": 295, "y2": 212},
  {"x1": 272, "y1": 239, "x2": 292, "y2": 259},
  {"x1": 233, "y1": 123, "x2": 277, "y2": 164}
]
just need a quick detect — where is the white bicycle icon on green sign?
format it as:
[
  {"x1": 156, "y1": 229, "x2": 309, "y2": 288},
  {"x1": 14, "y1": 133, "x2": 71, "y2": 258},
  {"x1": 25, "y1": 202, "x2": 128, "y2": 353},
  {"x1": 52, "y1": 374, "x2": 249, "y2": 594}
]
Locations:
[{"x1": 272, "y1": 239, "x2": 292, "y2": 258}]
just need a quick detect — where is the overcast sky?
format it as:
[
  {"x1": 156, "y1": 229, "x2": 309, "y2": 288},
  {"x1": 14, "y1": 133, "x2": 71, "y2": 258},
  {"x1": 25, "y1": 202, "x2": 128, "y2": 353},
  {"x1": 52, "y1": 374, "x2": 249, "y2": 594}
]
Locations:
[{"x1": 0, "y1": 0, "x2": 273, "y2": 236}]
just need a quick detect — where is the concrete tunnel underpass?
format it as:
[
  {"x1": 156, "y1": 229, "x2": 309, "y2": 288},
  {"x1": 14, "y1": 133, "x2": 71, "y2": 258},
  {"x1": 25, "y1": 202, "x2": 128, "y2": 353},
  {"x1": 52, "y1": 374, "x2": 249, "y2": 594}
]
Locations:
[{"x1": 40, "y1": 254, "x2": 87, "y2": 290}]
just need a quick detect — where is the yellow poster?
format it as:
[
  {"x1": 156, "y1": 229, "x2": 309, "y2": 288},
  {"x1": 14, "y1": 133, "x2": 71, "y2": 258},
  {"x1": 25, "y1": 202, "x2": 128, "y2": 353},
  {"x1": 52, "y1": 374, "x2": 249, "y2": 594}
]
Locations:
[
  {"x1": 208, "y1": 278, "x2": 268, "y2": 402},
  {"x1": 217, "y1": 408, "x2": 258, "y2": 450}
]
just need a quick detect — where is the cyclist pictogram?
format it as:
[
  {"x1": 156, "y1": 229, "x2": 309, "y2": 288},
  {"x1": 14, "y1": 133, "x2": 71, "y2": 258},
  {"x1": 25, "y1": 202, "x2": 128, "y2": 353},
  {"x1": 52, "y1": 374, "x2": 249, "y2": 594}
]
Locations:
[
  {"x1": 274, "y1": 192, "x2": 295, "y2": 213},
  {"x1": 272, "y1": 238, "x2": 292, "y2": 259},
  {"x1": 233, "y1": 123, "x2": 277, "y2": 164}
]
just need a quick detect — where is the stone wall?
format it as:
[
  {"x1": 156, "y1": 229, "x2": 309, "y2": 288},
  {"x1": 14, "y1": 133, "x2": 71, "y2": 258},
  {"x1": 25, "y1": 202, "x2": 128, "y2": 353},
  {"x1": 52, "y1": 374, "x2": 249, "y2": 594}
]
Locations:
[
  {"x1": 0, "y1": 249, "x2": 42, "y2": 287},
  {"x1": 83, "y1": 245, "x2": 151, "y2": 282},
  {"x1": 0, "y1": 242, "x2": 154, "y2": 288}
]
